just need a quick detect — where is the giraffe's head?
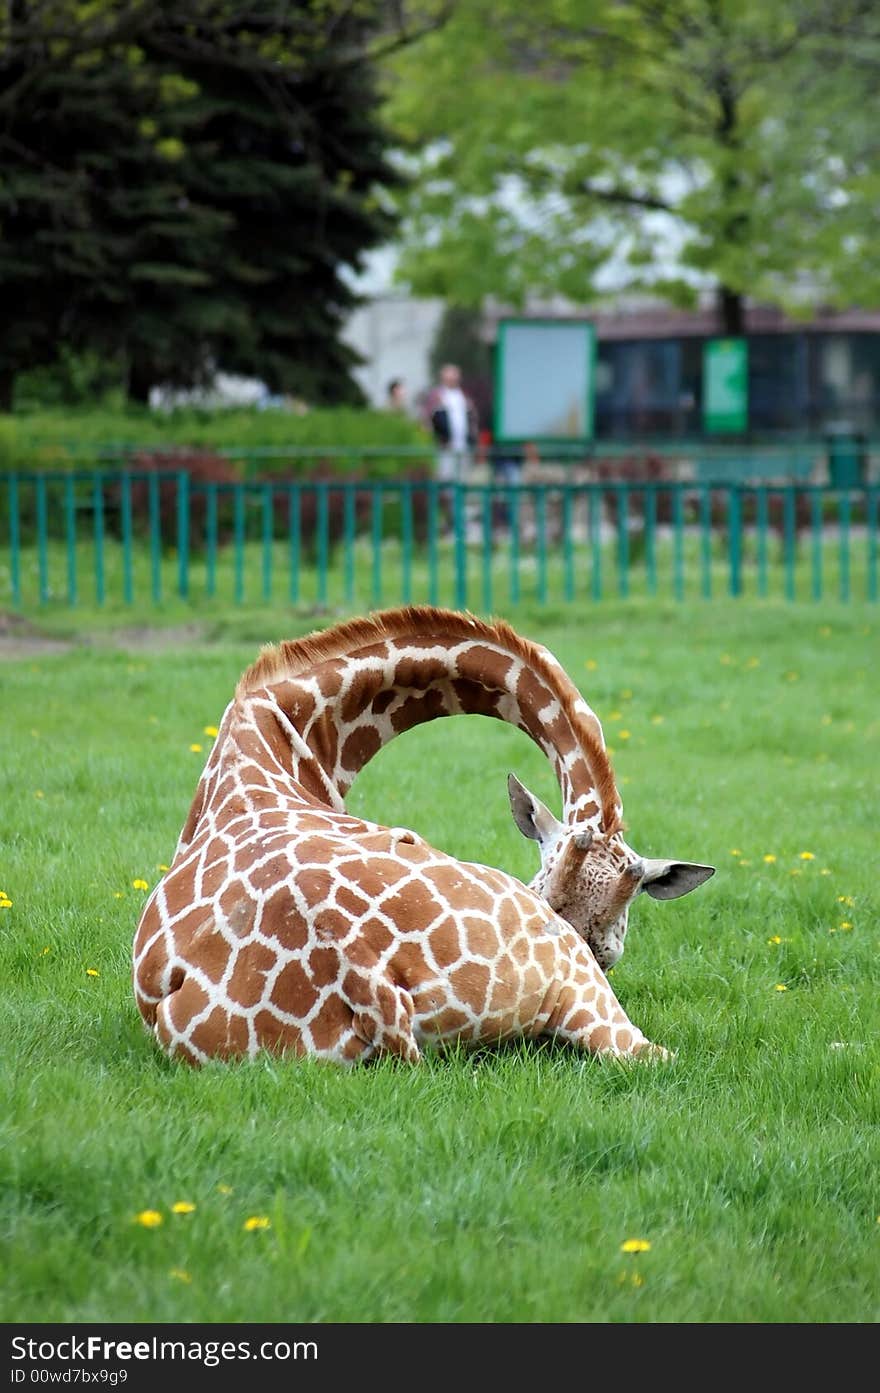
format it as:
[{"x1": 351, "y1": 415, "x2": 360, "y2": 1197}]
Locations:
[{"x1": 508, "y1": 773, "x2": 714, "y2": 972}]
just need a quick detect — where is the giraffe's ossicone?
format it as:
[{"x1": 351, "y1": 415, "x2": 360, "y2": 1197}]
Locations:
[{"x1": 132, "y1": 606, "x2": 714, "y2": 1065}]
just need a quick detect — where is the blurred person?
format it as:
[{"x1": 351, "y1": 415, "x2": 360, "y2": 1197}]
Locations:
[
  {"x1": 423, "y1": 363, "x2": 479, "y2": 527},
  {"x1": 386, "y1": 377, "x2": 408, "y2": 412}
]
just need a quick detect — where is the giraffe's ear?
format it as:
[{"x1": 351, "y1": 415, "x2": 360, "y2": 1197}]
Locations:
[
  {"x1": 641, "y1": 859, "x2": 715, "y2": 900},
  {"x1": 507, "y1": 774, "x2": 559, "y2": 845}
]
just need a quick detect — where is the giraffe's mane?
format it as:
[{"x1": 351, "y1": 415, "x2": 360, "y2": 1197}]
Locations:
[{"x1": 236, "y1": 605, "x2": 620, "y2": 830}]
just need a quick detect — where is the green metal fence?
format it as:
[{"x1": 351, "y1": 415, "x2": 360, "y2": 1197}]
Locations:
[{"x1": 2, "y1": 470, "x2": 878, "y2": 610}]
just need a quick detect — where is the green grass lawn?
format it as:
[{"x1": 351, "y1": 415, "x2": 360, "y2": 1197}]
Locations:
[{"x1": 1, "y1": 597, "x2": 878, "y2": 1322}]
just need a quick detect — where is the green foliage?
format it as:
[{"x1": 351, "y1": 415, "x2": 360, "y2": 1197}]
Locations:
[
  {"x1": 0, "y1": 603, "x2": 878, "y2": 1320},
  {"x1": 0, "y1": 406, "x2": 432, "y2": 475},
  {"x1": 0, "y1": 1, "x2": 408, "y2": 405},
  {"x1": 385, "y1": 0, "x2": 880, "y2": 328}
]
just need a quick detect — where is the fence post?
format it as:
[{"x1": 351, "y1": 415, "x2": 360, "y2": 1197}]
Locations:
[
  {"x1": 176, "y1": 471, "x2": 190, "y2": 599},
  {"x1": 616, "y1": 486, "x2": 629, "y2": 598},
  {"x1": 233, "y1": 483, "x2": 245, "y2": 604},
  {"x1": 838, "y1": 490, "x2": 851, "y2": 603},
  {"x1": 562, "y1": 485, "x2": 574, "y2": 602},
  {"x1": 64, "y1": 475, "x2": 77, "y2": 607},
  {"x1": 481, "y1": 486, "x2": 493, "y2": 613},
  {"x1": 121, "y1": 472, "x2": 133, "y2": 606},
  {"x1": 36, "y1": 474, "x2": 48, "y2": 604},
  {"x1": 810, "y1": 489, "x2": 823, "y2": 602},
  {"x1": 371, "y1": 486, "x2": 383, "y2": 607},
  {"x1": 756, "y1": 488, "x2": 768, "y2": 598},
  {"x1": 728, "y1": 486, "x2": 742, "y2": 597},
  {"x1": 698, "y1": 485, "x2": 711, "y2": 599},
  {"x1": 589, "y1": 485, "x2": 601, "y2": 601},
  {"x1": 206, "y1": 484, "x2": 218, "y2": 598},
  {"x1": 343, "y1": 483, "x2": 356, "y2": 606},
  {"x1": 93, "y1": 472, "x2": 105, "y2": 606},
  {"x1": 401, "y1": 481, "x2": 413, "y2": 605},
  {"x1": 427, "y1": 482, "x2": 439, "y2": 606},
  {"x1": 672, "y1": 486, "x2": 684, "y2": 601},
  {"x1": 317, "y1": 483, "x2": 329, "y2": 607},
  {"x1": 148, "y1": 472, "x2": 161, "y2": 603},
  {"x1": 509, "y1": 485, "x2": 520, "y2": 605},
  {"x1": 288, "y1": 485, "x2": 300, "y2": 604},
  {"x1": 783, "y1": 488, "x2": 796, "y2": 601},
  {"x1": 8, "y1": 473, "x2": 21, "y2": 608},
  {"x1": 868, "y1": 487, "x2": 878, "y2": 603},
  {"x1": 453, "y1": 484, "x2": 467, "y2": 610}
]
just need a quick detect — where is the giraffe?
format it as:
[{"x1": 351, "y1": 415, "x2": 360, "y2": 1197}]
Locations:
[{"x1": 133, "y1": 606, "x2": 714, "y2": 1066}]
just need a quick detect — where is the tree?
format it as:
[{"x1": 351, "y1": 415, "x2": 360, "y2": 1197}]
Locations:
[
  {"x1": 0, "y1": 2, "x2": 449, "y2": 406},
  {"x1": 385, "y1": 0, "x2": 880, "y2": 334}
]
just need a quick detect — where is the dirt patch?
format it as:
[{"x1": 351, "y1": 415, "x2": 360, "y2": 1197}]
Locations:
[{"x1": 0, "y1": 612, "x2": 210, "y2": 660}]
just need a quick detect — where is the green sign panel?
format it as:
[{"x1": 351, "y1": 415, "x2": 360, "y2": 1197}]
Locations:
[{"x1": 703, "y1": 338, "x2": 748, "y2": 434}]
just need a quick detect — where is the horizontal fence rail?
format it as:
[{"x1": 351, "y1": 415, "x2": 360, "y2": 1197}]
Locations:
[{"x1": 2, "y1": 471, "x2": 878, "y2": 611}]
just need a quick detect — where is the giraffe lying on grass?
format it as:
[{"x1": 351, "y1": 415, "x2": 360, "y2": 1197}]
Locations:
[{"x1": 133, "y1": 606, "x2": 714, "y2": 1065}]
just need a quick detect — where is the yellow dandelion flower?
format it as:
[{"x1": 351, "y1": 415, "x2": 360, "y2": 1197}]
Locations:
[
  {"x1": 730, "y1": 848, "x2": 742, "y2": 857},
  {"x1": 189, "y1": 743, "x2": 203, "y2": 753},
  {"x1": 217, "y1": 1184, "x2": 233, "y2": 1195},
  {"x1": 86, "y1": 968, "x2": 99, "y2": 978},
  {"x1": 243, "y1": 1216, "x2": 270, "y2": 1232},
  {"x1": 41, "y1": 947, "x2": 50, "y2": 955},
  {"x1": 158, "y1": 864, "x2": 170, "y2": 872},
  {"x1": 169, "y1": 1269, "x2": 192, "y2": 1284},
  {"x1": 839, "y1": 921, "x2": 853, "y2": 931},
  {"x1": 820, "y1": 868, "x2": 832, "y2": 876},
  {"x1": 34, "y1": 790, "x2": 44, "y2": 799},
  {"x1": 763, "y1": 854, "x2": 777, "y2": 864},
  {"x1": 619, "y1": 730, "x2": 631, "y2": 741},
  {"x1": 0, "y1": 897, "x2": 12, "y2": 910},
  {"x1": 135, "y1": 1210, "x2": 163, "y2": 1228},
  {"x1": 838, "y1": 895, "x2": 855, "y2": 907},
  {"x1": 132, "y1": 878, "x2": 149, "y2": 891},
  {"x1": 767, "y1": 935, "x2": 782, "y2": 945},
  {"x1": 608, "y1": 710, "x2": 622, "y2": 721},
  {"x1": 774, "y1": 984, "x2": 788, "y2": 992},
  {"x1": 203, "y1": 725, "x2": 219, "y2": 738},
  {"x1": 113, "y1": 891, "x2": 124, "y2": 899},
  {"x1": 739, "y1": 859, "x2": 752, "y2": 867},
  {"x1": 585, "y1": 659, "x2": 598, "y2": 671},
  {"x1": 620, "y1": 1238, "x2": 651, "y2": 1254},
  {"x1": 799, "y1": 852, "x2": 815, "y2": 861},
  {"x1": 171, "y1": 1201, "x2": 196, "y2": 1215}
]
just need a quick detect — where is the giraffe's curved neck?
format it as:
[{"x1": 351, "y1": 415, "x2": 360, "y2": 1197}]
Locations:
[{"x1": 249, "y1": 627, "x2": 619, "y2": 829}]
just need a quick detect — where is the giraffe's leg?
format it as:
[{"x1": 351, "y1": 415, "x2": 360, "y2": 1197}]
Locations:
[
  {"x1": 338, "y1": 952, "x2": 422, "y2": 1064},
  {"x1": 543, "y1": 977, "x2": 672, "y2": 1062}
]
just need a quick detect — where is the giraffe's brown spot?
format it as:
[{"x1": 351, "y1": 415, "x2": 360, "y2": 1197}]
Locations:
[
  {"x1": 272, "y1": 959, "x2": 319, "y2": 1016},
  {"x1": 349, "y1": 641, "x2": 389, "y2": 660},
  {"x1": 450, "y1": 961, "x2": 491, "y2": 1014},
  {"x1": 429, "y1": 870, "x2": 494, "y2": 915},
  {"x1": 458, "y1": 644, "x2": 514, "y2": 688},
  {"x1": 546, "y1": 709, "x2": 577, "y2": 756},
  {"x1": 361, "y1": 917, "x2": 396, "y2": 955},
  {"x1": 390, "y1": 689, "x2": 447, "y2": 734},
  {"x1": 566, "y1": 1009, "x2": 596, "y2": 1034},
  {"x1": 274, "y1": 682, "x2": 316, "y2": 727},
  {"x1": 383, "y1": 880, "x2": 444, "y2": 935},
  {"x1": 616, "y1": 1028, "x2": 633, "y2": 1052},
  {"x1": 429, "y1": 920, "x2": 462, "y2": 969},
  {"x1": 462, "y1": 915, "x2": 503, "y2": 959},
  {"x1": 424, "y1": 1005, "x2": 470, "y2": 1036},
  {"x1": 292, "y1": 763, "x2": 333, "y2": 805},
  {"x1": 315, "y1": 661, "x2": 345, "y2": 697},
  {"x1": 340, "y1": 724, "x2": 382, "y2": 771},
  {"x1": 517, "y1": 667, "x2": 554, "y2": 719},
  {"x1": 164, "y1": 977, "x2": 210, "y2": 1032},
  {"x1": 451, "y1": 677, "x2": 502, "y2": 720},
  {"x1": 589, "y1": 1025, "x2": 613, "y2": 1051},
  {"x1": 308, "y1": 710, "x2": 339, "y2": 772},
  {"x1": 336, "y1": 884, "x2": 370, "y2": 919},
  {"x1": 393, "y1": 654, "x2": 449, "y2": 690},
  {"x1": 218, "y1": 889, "x2": 255, "y2": 939},
  {"x1": 262, "y1": 885, "x2": 309, "y2": 952},
  {"x1": 228, "y1": 941, "x2": 276, "y2": 1008},
  {"x1": 313, "y1": 906, "x2": 352, "y2": 942},
  {"x1": 307, "y1": 945, "x2": 341, "y2": 988},
  {"x1": 170, "y1": 904, "x2": 219, "y2": 943},
  {"x1": 340, "y1": 667, "x2": 386, "y2": 723},
  {"x1": 390, "y1": 939, "x2": 433, "y2": 986},
  {"x1": 294, "y1": 866, "x2": 334, "y2": 909},
  {"x1": 309, "y1": 993, "x2": 351, "y2": 1051},
  {"x1": 190, "y1": 1006, "x2": 242, "y2": 1059},
  {"x1": 254, "y1": 1008, "x2": 302, "y2": 1055},
  {"x1": 371, "y1": 689, "x2": 396, "y2": 716},
  {"x1": 343, "y1": 856, "x2": 409, "y2": 899},
  {"x1": 250, "y1": 853, "x2": 294, "y2": 892},
  {"x1": 341, "y1": 1032, "x2": 369, "y2": 1062},
  {"x1": 189, "y1": 922, "x2": 233, "y2": 984},
  {"x1": 522, "y1": 964, "x2": 544, "y2": 1000},
  {"x1": 341, "y1": 967, "x2": 374, "y2": 1008},
  {"x1": 292, "y1": 836, "x2": 338, "y2": 867}
]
